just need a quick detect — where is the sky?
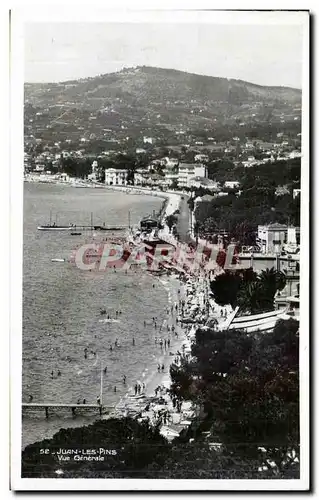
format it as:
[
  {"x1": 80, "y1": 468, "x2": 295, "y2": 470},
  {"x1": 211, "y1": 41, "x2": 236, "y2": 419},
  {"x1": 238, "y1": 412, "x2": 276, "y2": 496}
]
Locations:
[{"x1": 24, "y1": 21, "x2": 305, "y2": 88}]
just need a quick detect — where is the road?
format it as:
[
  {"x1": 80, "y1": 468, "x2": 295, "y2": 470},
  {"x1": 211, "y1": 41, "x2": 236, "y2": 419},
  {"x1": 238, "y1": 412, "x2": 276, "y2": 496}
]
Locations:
[{"x1": 176, "y1": 196, "x2": 192, "y2": 244}]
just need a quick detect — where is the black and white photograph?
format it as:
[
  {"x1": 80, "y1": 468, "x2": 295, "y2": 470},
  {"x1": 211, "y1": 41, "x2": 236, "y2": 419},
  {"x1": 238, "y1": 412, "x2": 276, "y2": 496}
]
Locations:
[{"x1": 9, "y1": 6, "x2": 309, "y2": 491}]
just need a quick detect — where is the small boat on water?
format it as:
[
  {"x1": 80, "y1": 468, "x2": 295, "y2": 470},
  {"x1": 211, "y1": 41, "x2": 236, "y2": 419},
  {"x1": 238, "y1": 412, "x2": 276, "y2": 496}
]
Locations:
[
  {"x1": 70, "y1": 232, "x2": 82, "y2": 236},
  {"x1": 51, "y1": 258, "x2": 65, "y2": 263},
  {"x1": 38, "y1": 211, "x2": 129, "y2": 232}
]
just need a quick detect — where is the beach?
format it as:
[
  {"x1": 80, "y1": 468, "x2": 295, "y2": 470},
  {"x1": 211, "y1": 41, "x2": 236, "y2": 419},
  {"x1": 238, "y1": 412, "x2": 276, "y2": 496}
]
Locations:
[{"x1": 22, "y1": 180, "x2": 208, "y2": 446}]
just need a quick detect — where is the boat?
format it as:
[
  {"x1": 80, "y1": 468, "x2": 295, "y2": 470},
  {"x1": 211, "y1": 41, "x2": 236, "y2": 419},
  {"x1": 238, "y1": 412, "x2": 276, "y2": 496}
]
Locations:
[
  {"x1": 38, "y1": 212, "x2": 126, "y2": 232},
  {"x1": 51, "y1": 258, "x2": 65, "y2": 263},
  {"x1": 70, "y1": 232, "x2": 82, "y2": 236}
]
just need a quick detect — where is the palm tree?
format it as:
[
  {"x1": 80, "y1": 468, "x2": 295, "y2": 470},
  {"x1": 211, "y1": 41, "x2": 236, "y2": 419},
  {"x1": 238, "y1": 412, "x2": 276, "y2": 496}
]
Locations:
[{"x1": 259, "y1": 268, "x2": 286, "y2": 296}]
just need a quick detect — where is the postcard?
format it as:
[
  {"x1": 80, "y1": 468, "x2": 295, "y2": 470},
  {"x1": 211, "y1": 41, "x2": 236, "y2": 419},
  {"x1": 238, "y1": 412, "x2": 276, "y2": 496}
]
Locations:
[{"x1": 9, "y1": 5, "x2": 309, "y2": 491}]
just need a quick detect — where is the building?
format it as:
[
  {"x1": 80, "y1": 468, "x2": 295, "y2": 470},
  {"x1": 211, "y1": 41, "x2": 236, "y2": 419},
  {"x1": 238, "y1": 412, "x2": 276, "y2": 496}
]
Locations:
[
  {"x1": 134, "y1": 168, "x2": 149, "y2": 186},
  {"x1": 224, "y1": 181, "x2": 240, "y2": 189},
  {"x1": 164, "y1": 169, "x2": 179, "y2": 187},
  {"x1": 161, "y1": 157, "x2": 179, "y2": 168},
  {"x1": 188, "y1": 177, "x2": 219, "y2": 191},
  {"x1": 104, "y1": 168, "x2": 128, "y2": 186},
  {"x1": 143, "y1": 136, "x2": 153, "y2": 144},
  {"x1": 293, "y1": 189, "x2": 301, "y2": 199},
  {"x1": 88, "y1": 160, "x2": 98, "y2": 181},
  {"x1": 218, "y1": 308, "x2": 296, "y2": 333},
  {"x1": 178, "y1": 163, "x2": 207, "y2": 188},
  {"x1": 194, "y1": 154, "x2": 209, "y2": 163},
  {"x1": 257, "y1": 224, "x2": 300, "y2": 254},
  {"x1": 257, "y1": 224, "x2": 287, "y2": 253}
]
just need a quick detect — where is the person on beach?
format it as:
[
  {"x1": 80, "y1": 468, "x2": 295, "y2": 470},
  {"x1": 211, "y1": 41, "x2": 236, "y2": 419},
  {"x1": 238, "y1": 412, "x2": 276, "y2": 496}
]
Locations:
[
  {"x1": 134, "y1": 383, "x2": 138, "y2": 395},
  {"x1": 138, "y1": 384, "x2": 141, "y2": 395},
  {"x1": 132, "y1": 337, "x2": 135, "y2": 346},
  {"x1": 77, "y1": 398, "x2": 81, "y2": 404},
  {"x1": 57, "y1": 370, "x2": 61, "y2": 377},
  {"x1": 157, "y1": 364, "x2": 161, "y2": 372},
  {"x1": 103, "y1": 366, "x2": 107, "y2": 374},
  {"x1": 29, "y1": 395, "x2": 33, "y2": 402},
  {"x1": 144, "y1": 320, "x2": 146, "y2": 327},
  {"x1": 161, "y1": 364, "x2": 164, "y2": 372},
  {"x1": 167, "y1": 338, "x2": 170, "y2": 347},
  {"x1": 114, "y1": 386, "x2": 117, "y2": 392},
  {"x1": 142, "y1": 383, "x2": 145, "y2": 392},
  {"x1": 109, "y1": 344, "x2": 113, "y2": 351},
  {"x1": 154, "y1": 322, "x2": 157, "y2": 329},
  {"x1": 83, "y1": 399, "x2": 86, "y2": 404},
  {"x1": 97, "y1": 396, "x2": 101, "y2": 405},
  {"x1": 159, "y1": 339, "x2": 163, "y2": 348},
  {"x1": 123, "y1": 375, "x2": 127, "y2": 384},
  {"x1": 115, "y1": 338, "x2": 118, "y2": 347}
]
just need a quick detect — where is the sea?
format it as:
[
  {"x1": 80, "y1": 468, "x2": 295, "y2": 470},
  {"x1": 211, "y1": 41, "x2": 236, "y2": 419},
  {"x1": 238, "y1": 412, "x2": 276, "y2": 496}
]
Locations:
[{"x1": 22, "y1": 182, "x2": 169, "y2": 449}]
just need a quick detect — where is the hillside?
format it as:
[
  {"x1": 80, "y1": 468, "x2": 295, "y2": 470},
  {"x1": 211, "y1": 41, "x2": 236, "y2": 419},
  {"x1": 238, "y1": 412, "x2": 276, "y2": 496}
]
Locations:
[{"x1": 24, "y1": 66, "x2": 302, "y2": 145}]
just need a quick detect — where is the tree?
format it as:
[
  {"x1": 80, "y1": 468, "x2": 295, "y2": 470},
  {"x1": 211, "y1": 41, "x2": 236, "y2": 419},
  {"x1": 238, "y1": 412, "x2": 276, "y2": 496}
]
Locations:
[
  {"x1": 237, "y1": 268, "x2": 286, "y2": 315},
  {"x1": 210, "y1": 269, "x2": 257, "y2": 308},
  {"x1": 210, "y1": 271, "x2": 244, "y2": 307},
  {"x1": 165, "y1": 214, "x2": 178, "y2": 233},
  {"x1": 170, "y1": 319, "x2": 299, "y2": 476},
  {"x1": 171, "y1": 179, "x2": 178, "y2": 190},
  {"x1": 22, "y1": 417, "x2": 170, "y2": 479},
  {"x1": 187, "y1": 197, "x2": 195, "y2": 212},
  {"x1": 210, "y1": 267, "x2": 286, "y2": 315}
]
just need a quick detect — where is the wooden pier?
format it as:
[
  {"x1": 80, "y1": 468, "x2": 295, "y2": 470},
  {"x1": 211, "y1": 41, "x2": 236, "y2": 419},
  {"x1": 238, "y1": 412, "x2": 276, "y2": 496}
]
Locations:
[{"x1": 22, "y1": 403, "x2": 109, "y2": 418}]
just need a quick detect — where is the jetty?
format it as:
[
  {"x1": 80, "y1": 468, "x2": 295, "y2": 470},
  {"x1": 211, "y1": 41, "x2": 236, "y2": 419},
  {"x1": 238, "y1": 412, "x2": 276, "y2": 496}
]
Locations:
[{"x1": 22, "y1": 403, "x2": 109, "y2": 418}]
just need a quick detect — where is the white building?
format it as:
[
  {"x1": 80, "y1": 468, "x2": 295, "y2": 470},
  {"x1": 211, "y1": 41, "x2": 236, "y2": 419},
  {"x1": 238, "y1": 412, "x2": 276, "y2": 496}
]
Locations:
[
  {"x1": 257, "y1": 224, "x2": 293, "y2": 254},
  {"x1": 188, "y1": 178, "x2": 219, "y2": 191},
  {"x1": 293, "y1": 189, "x2": 301, "y2": 199},
  {"x1": 224, "y1": 181, "x2": 240, "y2": 189},
  {"x1": 194, "y1": 154, "x2": 209, "y2": 163},
  {"x1": 161, "y1": 157, "x2": 179, "y2": 168},
  {"x1": 88, "y1": 160, "x2": 98, "y2": 181},
  {"x1": 164, "y1": 170, "x2": 179, "y2": 187},
  {"x1": 143, "y1": 136, "x2": 153, "y2": 144},
  {"x1": 104, "y1": 168, "x2": 128, "y2": 186},
  {"x1": 134, "y1": 168, "x2": 150, "y2": 186},
  {"x1": 178, "y1": 163, "x2": 207, "y2": 188}
]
